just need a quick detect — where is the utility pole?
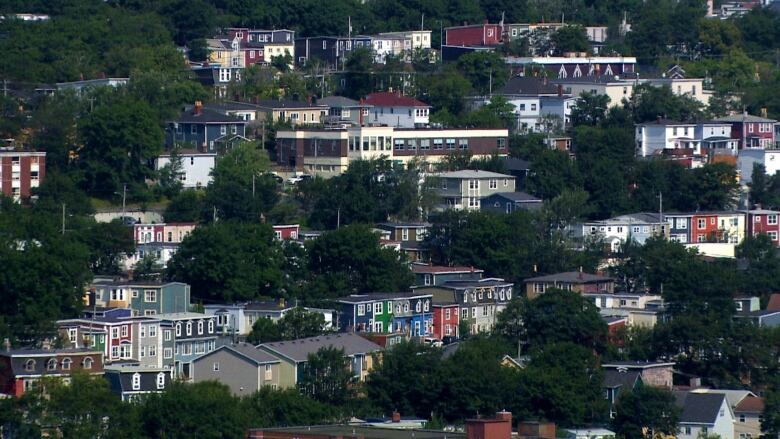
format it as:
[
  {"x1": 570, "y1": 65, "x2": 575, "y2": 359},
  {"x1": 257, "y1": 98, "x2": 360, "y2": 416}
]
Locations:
[
  {"x1": 61, "y1": 203, "x2": 66, "y2": 235},
  {"x1": 213, "y1": 206, "x2": 217, "y2": 222},
  {"x1": 336, "y1": 207, "x2": 341, "y2": 229},
  {"x1": 121, "y1": 183, "x2": 127, "y2": 219},
  {"x1": 252, "y1": 174, "x2": 256, "y2": 197}
]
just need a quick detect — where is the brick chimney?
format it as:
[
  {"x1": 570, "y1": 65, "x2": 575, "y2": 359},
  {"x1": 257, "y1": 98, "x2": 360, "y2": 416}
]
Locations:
[
  {"x1": 466, "y1": 411, "x2": 512, "y2": 439},
  {"x1": 194, "y1": 100, "x2": 203, "y2": 115},
  {"x1": 391, "y1": 411, "x2": 401, "y2": 423}
]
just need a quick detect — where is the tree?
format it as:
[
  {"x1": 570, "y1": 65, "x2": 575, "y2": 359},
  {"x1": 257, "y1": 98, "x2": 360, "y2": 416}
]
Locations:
[
  {"x1": 763, "y1": 377, "x2": 780, "y2": 438},
  {"x1": 550, "y1": 25, "x2": 590, "y2": 55},
  {"x1": 166, "y1": 222, "x2": 284, "y2": 302},
  {"x1": 157, "y1": 146, "x2": 184, "y2": 199},
  {"x1": 276, "y1": 307, "x2": 327, "y2": 340},
  {"x1": 526, "y1": 149, "x2": 583, "y2": 200},
  {"x1": 629, "y1": 84, "x2": 705, "y2": 123},
  {"x1": 164, "y1": 190, "x2": 205, "y2": 222},
  {"x1": 493, "y1": 299, "x2": 527, "y2": 344},
  {"x1": 570, "y1": 92, "x2": 611, "y2": 126},
  {"x1": 749, "y1": 162, "x2": 769, "y2": 208},
  {"x1": 297, "y1": 347, "x2": 356, "y2": 405},
  {"x1": 612, "y1": 385, "x2": 680, "y2": 439},
  {"x1": 238, "y1": 387, "x2": 335, "y2": 428},
  {"x1": 306, "y1": 225, "x2": 413, "y2": 298},
  {"x1": 80, "y1": 220, "x2": 135, "y2": 275},
  {"x1": 247, "y1": 317, "x2": 282, "y2": 344},
  {"x1": 343, "y1": 48, "x2": 374, "y2": 99},
  {"x1": 522, "y1": 289, "x2": 607, "y2": 352},
  {"x1": 456, "y1": 51, "x2": 508, "y2": 95}
]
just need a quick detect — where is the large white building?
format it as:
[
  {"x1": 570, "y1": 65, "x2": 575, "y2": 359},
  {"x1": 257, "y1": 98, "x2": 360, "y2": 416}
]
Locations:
[
  {"x1": 363, "y1": 91, "x2": 431, "y2": 128},
  {"x1": 155, "y1": 150, "x2": 216, "y2": 189}
]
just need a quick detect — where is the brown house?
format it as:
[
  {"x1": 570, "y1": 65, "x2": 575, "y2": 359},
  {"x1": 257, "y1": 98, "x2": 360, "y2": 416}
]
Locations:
[
  {"x1": 0, "y1": 345, "x2": 104, "y2": 397},
  {"x1": 524, "y1": 271, "x2": 615, "y2": 299},
  {"x1": 376, "y1": 222, "x2": 431, "y2": 262}
]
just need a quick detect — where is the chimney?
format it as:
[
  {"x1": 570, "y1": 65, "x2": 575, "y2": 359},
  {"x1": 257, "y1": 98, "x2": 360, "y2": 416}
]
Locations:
[
  {"x1": 41, "y1": 340, "x2": 52, "y2": 350},
  {"x1": 495, "y1": 411, "x2": 511, "y2": 422},
  {"x1": 483, "y1": 19, "x2": 489, "y2": 25},
  {"x1": 194, "y1": 100, "x2": 203, "y2": 115},
  {"x1": 557, "y1": 84, "x2": 563, "y2": 97},
  {"x1": 392, "y1": 411, "x2": 401, "y2": 423},
  {"x1": 761, "y1": 107, "x2": 768, "y2": 118},
  {"x1": 656, "y1": 115, "x2": 662, "y2": 124},
  {"x1": 3, "y1": 338, "x2": 10, "y2": 352},
  {"x1": 279, "y1": 297, "x2": 286, "y2": 308}
]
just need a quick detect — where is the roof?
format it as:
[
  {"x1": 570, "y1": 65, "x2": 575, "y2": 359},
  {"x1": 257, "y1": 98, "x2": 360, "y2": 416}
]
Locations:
[
  {"x1": 173, "y1": 108, "x2": 245, "y2": 124},
  {"x1": 484, "y1": 192, "x2": 541, "y2": 203},
  {"x1": 602, "y1": 360, "x2": 675, "y2": 369},
  {"x1": 602, "y1": 369, "x2": 641, "y2": 389},
  {"x1": 767, "y1": 293, "x2": 780, "y2": 311},
  {"x1": 205, "y1": 101, "x2": 262, "y2": 112},
  {"x1": 735, "y1": 396, "x2": 764, "y2": 413},
  {"x1": 505, "y1": 157, "x2": 530, "y2": 172},
  {"x1": 437, "y1": 279, "x2": 513, "y2": 289},
  {"x1": 498, "y1": 76, "x2": 560, "y2": 96},
  {"x1": 337, "y1": 292, "x2": 432, "y2": 304},
  {"x1": 377, "y1": 221, "x2": 431, "y2": 228},
  {"x1": 411, "y1": 264, "x2": 484, "y2": 274},
  {"x1": 105, "y1": 368, "x2": 168, "y2": 394},
  {"x1": 436, "y1": 170, "x2": 513, "y2": 179},
  {"x1": 254, "y1": 99, "x2": 327, "y2": 109},
  {"x1": 1, "y1": 348, "x2": 101, "y2": 376},
  {"x1": 259, "y1": 333, "x2": 382, "y2": 363},
  {"x1": 524, "y1": 271, "x2": 614, "y2": 284},
  {"x1": 364, "y1": 92, "x2": 430, "y2": 108},
  {"x1": 249, "y1": 426, "x2": 464, "y2": 439},
  {"x1": 244, "y1": 301, "x2": 295, "y2": 312},
  {"x1": 156, "y1": 312, "x2": 212, "y2": 321},
  {"x1": 637, "y1": 118, "x2": 697, "y2": 127},
  {"x1": 585, "y1": 212, "x2": 665, "y2": 226},
  {"x1": 196, "y1": 343, "x2": 279, "y2": 365},
  {"x1": 318, "y1": 96, "x2": 369, "y2": 108},
  {"x1": 715, "y1": 114, "x2": 777, "y2": 123},
  {"x1": 674, "y1": 391, "x2": 727, "y2": 424},
  {"x1": 691, "y1": 389, "x2": 757, "y2": 409}
]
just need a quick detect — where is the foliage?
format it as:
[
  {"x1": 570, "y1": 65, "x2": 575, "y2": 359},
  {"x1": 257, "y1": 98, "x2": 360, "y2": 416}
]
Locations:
[
  {"x1": 550, "y1": 25, "x2": 590, "y2": 55},
  {"x1": 247, "y1": 307, "x2": 327, "y2": 344},
  {"x1": 612, "y1": 385, "x2": 680, "y2": 439},
  {"x1": 520, "y1": 289, "x2": 607, "y2": 352},
  {"x1": 298, "y1": 347, "x2": 356, "y2": 405},
  {"x1": 456, "y1": 51, "x2": 509, "y2": 95},
  {"x1": 164, "y1": 190, "x2": 205, "y2": 222}
]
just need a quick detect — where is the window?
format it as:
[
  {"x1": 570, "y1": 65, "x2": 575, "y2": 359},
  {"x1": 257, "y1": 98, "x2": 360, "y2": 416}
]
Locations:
[
  {"x1": 769, "y1": 231, "x2": 778, "y2": 241},
  {"x1": 131, "y1": 290, "x2": 139, "y2": 298},
  {"x1": 194, "y1": 342, "x2": 205, "y2": 354},
  {"x1": 264, "y1": 364, "x2": 273, "y2": 380},
  {"x1": 698, "y1": 219, "x2": 706, "y2": 229},
  {"x1": 402, "y1": 228, "x2": 409, "y2": 241},
  {"x1": 208, "y1": 320, "x2": 214, "y2": 333},
  {"x1": 83, "y1": 357, "x2": 93, "y2": 369},
  {"x1": 468, "y1": 179, "x2": 479, "y2": 190},
  {"x1": 140, "y1": 346, "x2": 146, "y2": 358},
  {"x1": 459, "y1": 139, "x2": 468, "y2": 149},
  {"x1": 197, "y1": 321, "x2": 204, "y2": 335},
  {"x1": 149, "y1": 346, "x2": 157, "y2": 357},
  {"x1": 423, "y1": 301, "x2": 430, "y2": 312},
  {"x1": 373, "y1": 302, "x2": 383, "y2": 315},
  {"x1": 165, "y1": 329, "x2": 172, "y2": 341},
  {"x1": 739, "y1": 415, "x2": 746, "y2": 423},
  {"x1": 415, "y1": 301, "x2": 422, "y2": 313},
  {"x1": 482, "y1": 306, "x2": 488, "y2": 316},
  {"x1": 684, "y1": 427, "x2": 692, "y2": 435},
  {"x1": 416, "y1": 228, "x2": 425, "y2": 241},
  {"x1": 213, "y1": 362, "x2": 220, "y2": 372},
  {"x1": 445, "y1": 308, "x2": 451, "y2": 319},
  {"x1": 676, "y1": 218, "x2": 687, "y2": 229},
  {"x1": 111, "y1": 346, "x2": 119, "y2": 359},
  {"x1": 394, "y1": 139, "x2": 404, "y2": 150},
  {"x1": 121, "y1": 325, "x2": 128, "y2": 337},
  {"x1": 697, "y1": 234, "x2": 706, "y2": 242},
  {"x1": 132, "y1": 373, "x2": 141, "y2": 390},
  {"x1": 164, "y1": 348, "x2": 173, "y2": 359},
  {"x1": 446, "y1": 138, "x2": 455, "y2": 150},
  {"x1": 47, "y1": 359, "x2": 57, "y2": 371},
  {"x1": 769, "y1": 215, "x2": 778, "y2": 225},
  {"x1": 530, "y1": 103, "x2": 537, "y2": 111},
  {"x1": 420, "y1": 139, "x2": 430, "y2": 150},
  {"x1": 710, "y1": 217, "x2": 716, "y2": 225},
  {"x1": 120, "y1": 344, "x2": 131, "y2": 359},
  {"x1": 441, "y1": 179, "x2": 447, "y2": 189},
  {"x1": 220, "y1": 125, "x2": 227, "y2": 135},
  {"x1": 357, "y1": 304, "x2": 365, "y2": 316},
  {"x1": 403, "y1": 303, "x2": 409, "y2": 312},
  {"x1": 157, "y1": 373, "x2": 165, "y2": 389},
  {"x1": 140, "y1": 325, "x2": 146, "y2": 338},
  {"x1": 433, "y1": 139, "x2": 443, "y2": 149},
  {"x1": 395, "y1": 304, "x2": 401, "y2": 314},
  {"x1": 186, "y1": 322, "x2": 192, "y2": 336},
  {"x1": 461, "y1": 308, "x2": 468, "y2": 318},
  {"x1": 148, "y1": 325, "x2": 157, "y2": 338},
  {"x1": 489, "y1": 179, "x2": 497, "y2": 189},
  {"x1": 497, "y1": 138, "x2": 506, "y2": 149}
]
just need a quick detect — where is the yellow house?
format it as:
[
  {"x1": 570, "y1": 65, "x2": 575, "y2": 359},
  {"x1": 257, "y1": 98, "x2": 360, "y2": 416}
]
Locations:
[
  {"x1": 207, "y1": 38, "x2": 244, "y2": 68},
  {"x1": 255, "y1": 99, "x2": 328, "y2": 126}
]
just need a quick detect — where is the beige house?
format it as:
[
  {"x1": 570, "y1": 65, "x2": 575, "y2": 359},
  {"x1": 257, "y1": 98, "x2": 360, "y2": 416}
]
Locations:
[
  {"x1": 190, "y1": 343, "x2": 281, "y2": 396},
  {"x1": 255, "y1": 99, "x2": 328, "y2": 126}
]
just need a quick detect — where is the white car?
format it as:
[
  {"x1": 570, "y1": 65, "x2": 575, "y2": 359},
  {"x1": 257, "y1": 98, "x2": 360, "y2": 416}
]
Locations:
[
  {"x1": 423, "y1": 337, "x2": 443, "y2": 347},
  {"x1": 286, "y1": 174, "x2": 312, "y2": 185}
]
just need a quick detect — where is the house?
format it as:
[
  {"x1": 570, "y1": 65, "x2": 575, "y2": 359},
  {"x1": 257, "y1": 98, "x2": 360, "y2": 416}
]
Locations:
[
  {"x1": 435, "y1": 170, "x2": 516, "y2": 211},
  {"x1": 445, "y1": 22, "x2": 503, "y2": 46},
  {"x1": 418, "y1": 279, "x2": 515, "y2": 334},
  {"x1": 225, "y1": 27, "x2": 295, "y2": 67},
  {"x1": 734, "y1": 296, "x2": 761, "y2": 313},
  {"x1": 733, "y1": 395, "x2": 765, "y2": 439},
  {"x1": 602, "y1": 367, "x2": 642, "y2": 418},
  {"x1": 373, "y1": 30, "x2": 432, "y2": 62},
  {"x1": 337, "y1": 292, "x2": 434, "y2": 336},
  {"x1": 104, "y1": 364, "x2": 171, "y2": 401},
  {"x1": 55, "y1": 78, "x2": 129, "y2": 94},
  {"x1": 768, "y1": 293, "x2": 780, "y2": 311},
  {"x1": 602, "y1": 361, "x2": 674, "y2": 388},
  {"x1": 203, "y1": 300, "x2": 295, "y2": 336},
  {"x1": 0, "y1": 346, "x2": 104, "y2": 397},
  {"x1": 133, "y1": 223, "x2": 196, "y2": 245},
  {"x1": 480, "y1": 192, "x2": 542, "y2": 213},
  {"x1": 696, "y1": 121, "x2": 739, "y2": 156},
  {"x1": 88, "y1": 279, "x2": 191, "y2": 315},
  {"x1": 735, "y1": 309, "x2": 780, "y2": 327},
  {"x1": 0, "y1": 148, "x2": 46, "y2": 201},
  {"x1": 563, "y1": 429, "x2": 615, "y2": 439},
  {"x1": 483, "y1": 76, "x2": 574, "y2": 133},
  {"x1": 586, "y1": 291, "x2": 664, "y2": 311},
  {"x1": 411, "y1": 263, "x2": 484, "y2": 287},
  {"x1": 319, "y1": 96, "x2": 372, "y2": 126},
  {"x1": 552, "y1": 76, "x2": 634, "y2": 110},
  {"x1": 294, "y1": 36, "x2": 373, "y2": 69},
  {"x1": 158, "y1": 312, "x2": 218, "y2": 377},
  {"x1": 635, "y1": 118, "x2": 700, "y2": 158},
  {"x1": 505, "y1": 157, "x2": 531, "y2": 187},
  {"x1": 376, "y1": 222, "x2": 431, "y2": 262},
  {"x1": 191, "y1": 65, "x2": 243, "y2": 98},
  {"x1": 121, "y1": 242, "x2": 180, "y2": 271},
  {"x1": 255, "y1": 99, "x2": 328, "y2": 126},
  {"x1": 432, "y1": 302, "x2": 460, "y2": 340},
  {"x1": 205, "y1": 101, "x2": 264, "y2": 123},
  {"x1": 363, "y1": 91, "x2": 430, "y2": 128},
  {"x1": 206, "y1": 37, "x2": 244, "y2": 68},
  {"x1": 165, "y1": 101, "x2": 248, "y2": 151},
  {"x1": 273, "y1": 224, "x2": 300, "y2": 240},
  {"x1": 745, "y1": 209, "x2": 780, "y2": 245},
  {"x1": 275, "y1": 126, "x2": 509, "y2": 176},
  {"x1": 665, "y1": 211, "x2": 746, "y2": 244},
  {"x1": 258, "y1": 333, "x2": 383, "y2": 387},
  {"x1": 715, "y1": 112, "x2": 777, "y2": 150},
  {"x1": 582, "y1": 212, "x2": 667, "y2": 252},
  {"x1": 58, "y1": 309, "x2": 135, "y2": 363},
  {"x1": 600, "y1": 305, "x2": 669, "y2": 328},
  {"x1": 737, "y1": 148, "x2": 780, "y2": 184},
  {"x1": 504, "y1": 56, "x2": 638, "y2": 81},
  {"x1": 524, "y1": 271, "x2": 615, "y2": 299},
  {"x1": 674, "y1": 391, "x2": 735, "y2": 439},
  {"x1": 190, "y1": 343, "x2": 281, "y2": 395},
  {"x1": 155, "y1": 149, "x2": 216, "y2": 189}
]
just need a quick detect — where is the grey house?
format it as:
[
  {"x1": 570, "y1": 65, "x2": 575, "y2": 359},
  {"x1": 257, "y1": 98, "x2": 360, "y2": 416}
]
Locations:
[
  {"x1": 434, "y1": 170, "x2": 516, "y2": 211},
  {"x1": 480, "y1": 192, "x2": 542, "y2": 213},
  {"x1": 165, "y1": 102, "x2": 248, "y2": 151},
  {"x1": 318, "y1": 96, "x2": 371, "y2": 126},
  {"x1": 190, "y1": 343, "x2": 281, "y2": 396},
  {"x1": 735, "y1": 309, "x2": 780, "y2": 327}
]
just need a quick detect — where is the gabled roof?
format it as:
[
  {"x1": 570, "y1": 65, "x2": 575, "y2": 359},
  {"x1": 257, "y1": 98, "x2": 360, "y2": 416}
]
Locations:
[
  {"x1": 735, "y1": 395, "x2": 764, "y2": 414},
  {"x1": 602, "y1": 360, "x2": 675, "y2": 369},
  {"x1": 715, "y1": 114, "x2": 777, "y2": 123},
  {"x1": 767, "y1": 293, "x2": 780, "y2": 311},
  {"x1": 674, "y1": 392, "x2": 728, "y2": 424},
  {"x1": 505, "y1": 157, "x2": 530, "y2": 172},
  {"x1": 436, "y1": 170, "x2": 513, "y2": 179},
  {"x1": 105, "y1": 367, "x2": 169, "y2": 393},
  {"x1": 525, "y1": 271, "x2": 614, "y2": 284},
  {"x1": 254, "y1": 99, "x2": 327, "y2": 110},
  {"x1": 195, "y1": 343, "x2": 280, "y2": 366},
  {"x1": 364, "y1": 92, "x2": 430, "y2": 108},
  {"x1": 498, "y1": 76, "x2": 560, "y2": 96},
  {"x1": 485, "y1": 192, "x2": 541, "y2": 203},
  {"x1": 259, "y1": 333, "x2": 382, "y2": 363},
  {"x1": 377, "y1": 221, "x2": 431, "y2": 228},
  {"x1": 602, "y1": 369, "x2": 642, "y2": 389},
  {"x1": 318, "y1": 96, "x2": 369, "y2": 108}
]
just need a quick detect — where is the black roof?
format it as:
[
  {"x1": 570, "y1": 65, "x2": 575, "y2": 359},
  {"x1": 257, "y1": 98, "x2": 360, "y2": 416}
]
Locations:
[
  {"x1": 337, "y1": 292, "x2": 432, "y2": 304},
  {"x1": 675, "y1": 392, "x2": 727, "y2": 424},
  {"x1": 254, "y1": 99, "x2": 327, "y2": 109},
  {"x1": 105, "y1": 368, "x2": 170, "y2": 393},
  {"x1": 603, "y1": 369, "x2": 641, "y2": 390},
  {"x1": 485, "y1": 192, "x2": 541, "y2": 203},
  {"x1": 505, "y1": 157, "x2": 530, "y2": 172},
  {"x1": 524, "y1": 271, "x2": 614, "y2": 284},
  {"x1": 499, "y1": 76, "x2": 560, "y2": 96},
  {"x1": 251, "y1": 426, "x2": 464, "y2": 439},
  {"x1": 173, "y1": 108, "x2": 245, "y2": 124}
]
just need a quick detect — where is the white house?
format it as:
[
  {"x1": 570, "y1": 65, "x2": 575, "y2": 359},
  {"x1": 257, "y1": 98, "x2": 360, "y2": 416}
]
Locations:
[
  {"x1": 635, "y1": 119, "x2": 699, "y2": 157},
  {"x1": 364, "y1": 91, "x2": 430, "y2": 128},
  {"x1": 552, "y1": 76, "x2": 635, "y2": 108},
  {"x1": 675, "y1": 391, "x2": 735, "y2": 439},
  {"x1": 121, "y1": 243, "x2": 179, "y2": 271},
  {"x1": 738, "y1": 148, "x2": 780, "y2": 184},
  {"x1": 155, "y1": 150, "x2": 216, "y2": 189}
]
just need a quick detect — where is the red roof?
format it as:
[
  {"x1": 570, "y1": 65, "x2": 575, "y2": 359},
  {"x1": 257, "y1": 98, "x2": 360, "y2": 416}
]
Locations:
[
  {"x1": 735, "y1": 396, "x2": 765, "y2": 413},
  {"x1": 768, "y1": 293, "x2": 780, "y2": 311},
  {"x1": 411, "y1": 264, "x2": 483, "y2": 274},
  {"x1": 364, "y1": 91, "x2": 430, "y2": 108}
]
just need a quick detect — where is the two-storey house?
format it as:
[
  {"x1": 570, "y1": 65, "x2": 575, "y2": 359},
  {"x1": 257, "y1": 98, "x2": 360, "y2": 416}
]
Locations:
[
  {"x1": 0, "y1": 347, "x2": 104, "y2": 397},
  {"x1": 294, "y1": 36, "x2": 373, "y2": 69},
  {"x1": 486, "y1": 76, "x2": 575, "y2": 133},
  {"x1": 696, "y1": 121, "x2": 739, "y2": 155},
  {"x1": 88, "y1": 279, "x2": 191, "y2": 316},
  {"x1": 158, "y1": 313, "x2": 218, "y2": 377},
  {"x1": 418, "y1": 279, "x2": 514, "y2": 334},
  {"x1": 432, "y1": 302, "x2": 460, "y2": 341},
  {"x1": 411, "y1": 264, "x2": 484, "y2": 287},
  {"x1": 165, "y1": 101, "x2": 248, "y2": 151},
  {"x1": 318, "y1": 96, "x2": 372, "y2": 127},
  {"x1": 58, "y1": 309, "x2": 135, "y2": 363},
  {"x1": 582, "y1": 212, "x2": 667, "y2": 252},
  {"x1": 191, "y1": 65, "x2": 244, "y2": 99},
  {"x1": 745, "y1": 209, "x2": 780, "y2": 245},
  {"x1": 125, "y1": 316, "x2": 172, "y2": 369},
  {"x1": 155, "y1": 150, "x2": 216, "y2": 189},
  {"x1": 364, "y1": 91, "x2": 430, "y2": 128},
  {"x1": 715, "y1": 112, "x2": 777, "y2": 149},
  {"x1": 376, "y1": 222, "x2": 430, "y2": 262},
  {"x1": 674, "y1": 391, "x2": 735, "y2": 439},
  {"x1": 445, "y1": 22, "x2": 503, "y2": 46},
  {"x1": 435, "y1": 170, "x2": 516, "y2": 211},
  {"x1": 665, "y1": 211, "x2": 746, "y2": 244},
  {"x1": 480, "y1": 192, "x2": 542, "y2": 214},
  {"x1": 524, "y1": 271, "x2": 615, "y2": 299},
  {"x1": 635, "y1": 118, "x2": 699, "y2": 157},
  {"x1": 133, "y1": 223, "x2": 196, "y2": 245},
  {"x1": 337, "y1": 293, "x2": 434, "y2": 337},
  {"x1": 190, "y1": 343, "x2": 281, "y2": 395},
  {"x1": 105, "y1": 364, "x2": 171, "y2": 402},
  {"x1": 255, "y1": 99, "x2": 328, "y2": 126}
]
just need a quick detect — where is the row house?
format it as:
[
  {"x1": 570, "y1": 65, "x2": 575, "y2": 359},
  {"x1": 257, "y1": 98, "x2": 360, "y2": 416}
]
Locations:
[
  {"x1": 319, "y1": 96, "x2": 373, "y2": 127},
  {"x1": 105, "y1": 364, "x2": 172, "y2": 402},
  {"x1": 337, "y1": 292, "x2": 434, "y2": 337},
  {"x1": 432, "y1": 302, "x2": 460, "y2": 340},
  {"x1": 88, "y1": 279, "x2": 190, "y2": 315},
  {"x1": 665, "y1": 211, "x2": 746, "y2": 244},
  {"x1": 411, "y1": 263, "x2": 484, "y2": 287},
  {"x1": 121, "y1": 242, "x2": 179, "y2": 271},
  {"x1": 635, "y1": 118, "x2": 737, "y2": 164},
  {"x1": 133, "y1": 222, "x2": 196, "y2": 244},
  {"x1": 745, "y1": 209, "x2": 780, "y2": 245},
  {"x1": 364, "y1": 91, "x2": 430, "y2": 128},
  {"x1": 524, "y1": 271, "x2": 615, "y2": 299},
  {"x1": 165, "y1": 101, "x2": 248, "y2": 151},
  {"x1": 376, "y1": 222, "x2": 430, "y2": 262},
  {"x1": 582, "y1": 212, "x2": 667, "y2": 252},
  {"x1": 417, "y1": 278, "x2": 515, "y2": 335},
  {"x1": 715, "y1": 112, "x2": 777, "y2": 150},
  {"x1": 275, "y1": 126, "x2": 509, "y2": 176},
  {"x1": 203, "y1": 301, "x2": 334, "y2": 336},
  {"x1": 225, "y1": 28, "x2": 295, "y2": 67},
  {"x1": 190, "y1": 343, "x2": 282, "y2": 395},
  {"x1": 587, "y1": 291, "x2": 668, "y2": 328},
  {"x1": 255, "y1": 99, "x2": 329, "y2": 126},
  {"x1": 158, "y1": 312, "x2": 218, "y2": 378},
  {"x1": 445, "y1": 21, "x2": 504, "y2": 46},
  {"x1": 505, "y1": 56, "x2": 637, "y2": 79},
  {"x1": 434, "y1": 170, "x2": 516, "y2": 211},
  {"x1": 0, "y1": 149, "x2": 45, "y2": 201},
  {"x1": 273, "y1": 224, "x2": 300, "y2": 240},
  {"x1": 207, "y1": 38, "x2": 244, "y2": 68},
  {"x1": 294, "y1": 36, "x2": 373, "y2": 69},
  {"x1": 738, "y1": 147, "x2": 780, "y2": 184},
  {"x1": 373, "y1": 30, "x2": 432, "y2": 62},
  {"x1": 552, "y1": 76, "x2": 635, "y2": 109},
  {"x1": 0, "y1": 346, "x2": 104, "y2": 397},
  {"x1": 190, "y1": 65, "x2": 243, "y2": 99}
]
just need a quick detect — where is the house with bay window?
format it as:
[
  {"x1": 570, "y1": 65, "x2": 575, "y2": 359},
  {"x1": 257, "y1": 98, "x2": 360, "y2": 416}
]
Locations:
[
  {"x1": 337, "y1": 292, "x2": 434, "y2": 337},
  {"x1": 664, "y1": 211, "x2": 746, "y2": 244},
  {"x1": 87, "y1": 279, "x2": 191, "y2": 316},
  {"x1": 417, "y1": 279, "x2": 514, "y2": 335},
  {"x1": 158, "y1": 313, "x2": 218, "y2": 378}
]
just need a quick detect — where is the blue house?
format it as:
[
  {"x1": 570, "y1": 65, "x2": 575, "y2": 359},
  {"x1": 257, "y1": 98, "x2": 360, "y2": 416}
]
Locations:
[
  {"x1": 165, "y1": 101, "x2": 248, "y2": 151},
  {"x1": 337, "y1": 292, "x2": 434, "y2": 337},
  {"x1": 480, "y1": 192, "x2": 542, "y2": 213},
  {"x1": 157, "y1": 312, "x2": 218, "y2": 378}
]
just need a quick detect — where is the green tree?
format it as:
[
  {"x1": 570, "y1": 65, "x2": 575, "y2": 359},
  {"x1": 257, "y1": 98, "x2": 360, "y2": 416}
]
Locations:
[
  {"x1": 763, "y1": 377, "x2": 780, "y2": 438},
  {"x1": 247, "y1": 317, "x2": 282, "y2": 344},
  {"x1": 343, "y1": 47, "x2": 375, "y2": 99},
  {"x1": 550, "y1": 25, "x2": 590, "y2": 55},
  {"x1": 298, "y1": 347, "x2": 356, "y2": 405},
  {"x1": 164, "y1": 190, "x2": 205, "y2": 222},
  {"x1": 80, "y1": 220, "x2": 135, "y2": 275},
  {"x1": 629, "y1": 84, "x2": 705, "y2": 123},
  {"x1": 570, "y1": 92, "x2": 611, "y2": 126},
  {"x1": 157, "y1": 146, "x2": 184, "y2": 199},
  {"x1": 526, "y1": 149, "x2": 583, "y2": 200},
  {"x1": 238, "y1": 387, "x2": 335, "y2": 427},
  {"x1": 456, "y1": 51, "x2": 508, "y2": 95},
  {"x1": 612, "y1": 385, "x2": 680, "y2": 439},
  {"x1": 277, "y1": 307, "x2": 327, "y2": 340},
  {"x1": 523, "y1": 289, "x2": 607, "y2": 352},
  {"x1": 749, "y1": 162, "x2": 769, "y2": 207}
]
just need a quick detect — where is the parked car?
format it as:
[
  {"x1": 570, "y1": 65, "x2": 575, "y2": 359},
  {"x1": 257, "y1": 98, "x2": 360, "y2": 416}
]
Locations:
[
  {"x1": 422, "y1": 337, "x2": 443, "y2": 347},
  {"x1": 286, "y1": 174, "x2": 312, "y2": 185}
]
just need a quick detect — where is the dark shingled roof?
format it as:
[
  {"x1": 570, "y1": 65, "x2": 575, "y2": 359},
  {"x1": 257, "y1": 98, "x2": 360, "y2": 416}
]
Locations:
[
  {"x1": 254, "y1": 99, "x2": 327, "y2": 109},
  {"x1": 524, "y1": 271, "x2": 614, "y2": 284},
  {"x1": 505, "y1": 157, "x2": 530, "y2": 172},
  {"x1": 603, "y1": 369, "x2": 641, "y2": 390},
  {"x1": 318, "y1": 96, "x2": 369, "y2": 108},
  {"x1": 195, "y1": 343, "x2": 280, "y2": 365},
  {"x1": 499, "y1": 76, "x2": 560, "y2": 96},
  {"x1": 674, "y1": 392, "x2": 727, "y2": 424},
  {"x1": 337, "y1": 292, "x2": 432, "y2": 304},
  {"x1": 486, "y1": 192, "x2": 541, "y2": 203},
  {"x1": 259, "y1": 333, "x2": 382, "y2": 363},
  {"x1": 105, "y1": 368, "x2": 170, "y2": 394},
  {"x1": 173, "y1": 108, "x2": 245, "y2": 124},
  {"x1": 250, "y1": 425, "x2": 465, "y2": 439}
]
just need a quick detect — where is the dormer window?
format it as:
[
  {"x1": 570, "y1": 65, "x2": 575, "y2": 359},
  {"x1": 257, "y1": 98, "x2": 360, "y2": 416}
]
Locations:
[
  {"x1": 156, "y1": 372, "x2": 166, "y2": 389},
  {"x1": 47, "y1": 359, "x2": 57, "y2": 371},
  {"x1": 25, "y1": 359, "x2": 36, "y2": 372},
  {"x1": 132, "y1": 373, "x2": 141, "y2": 390}
]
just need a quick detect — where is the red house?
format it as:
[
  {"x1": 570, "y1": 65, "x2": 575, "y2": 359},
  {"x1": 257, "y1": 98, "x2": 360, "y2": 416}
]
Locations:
[
  {"x1": 0, "y1": 346, "x2": 104, "y2": 397},
  {"x1": 432, "y1": 303, "x2": 459, "y2": 340},
  {"x1": 746, "y1": 209, "x2": 780, "y2": 245},
  {"x1": 445, "y1": 21, "x2": 503, "y2": 46},
  {"x1": 715, "y1": 113, "x2": 776, "y2": 149},
  {"x1": 272, "y1": 224, "x2": 300, "y2": 240},
  {"x1": 134, "y1": 224, "x2": 165, "y2": 244},
  {"x1": 0, "y1": 149, "x2": 46, "y2": 201}
]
